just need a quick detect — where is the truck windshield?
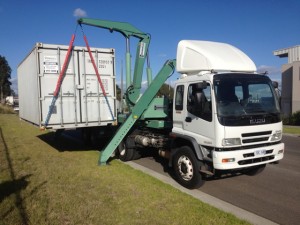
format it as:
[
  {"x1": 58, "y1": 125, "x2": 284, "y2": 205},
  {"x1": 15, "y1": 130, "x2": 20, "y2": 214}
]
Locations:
[{"x1": 214, "y1": 73, "x2": 281, "y2": 126}]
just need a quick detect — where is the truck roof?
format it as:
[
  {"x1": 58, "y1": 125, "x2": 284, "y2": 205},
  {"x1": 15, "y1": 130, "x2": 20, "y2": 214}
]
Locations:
[{"x1": 176, "y1": 40, "x2": 257, "y2": 74}]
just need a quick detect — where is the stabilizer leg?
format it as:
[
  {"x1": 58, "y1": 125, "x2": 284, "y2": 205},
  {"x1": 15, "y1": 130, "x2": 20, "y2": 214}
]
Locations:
[{"x1": 99, "y1": 59, "x2": 176, "y2": 165}]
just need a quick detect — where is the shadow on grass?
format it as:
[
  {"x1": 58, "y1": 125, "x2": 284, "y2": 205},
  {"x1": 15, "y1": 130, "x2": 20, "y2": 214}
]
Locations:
[
  {"x1": 0, "y1": 127, "x2": 30, "y2": 224},
  {"x1": 1, "y1": 180, "x2": 48, "y2": 224},
  {"x1": 37, "y1": 130, "x2": 111, "y2": 152},
  {"x1": 0, "y1": 175, "x2": 31, "y2": 203}
]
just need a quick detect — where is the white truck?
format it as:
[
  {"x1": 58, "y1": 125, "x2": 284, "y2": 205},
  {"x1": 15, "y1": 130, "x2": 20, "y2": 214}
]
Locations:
[
  {"x1": 62, "y1": 19, "x2": 287, "y2": 189},
  {"x1": 168, "y1": 40, "x2": 284, "y2": 188}
]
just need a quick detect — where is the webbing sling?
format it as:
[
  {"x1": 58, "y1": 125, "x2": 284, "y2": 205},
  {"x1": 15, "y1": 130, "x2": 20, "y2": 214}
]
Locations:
[
  {"x1": 82, "y1": 35, "x2": 114, "y2": 121},
  {"x1": 42, "y1": 34, "x2": 75, "y2": 129}
]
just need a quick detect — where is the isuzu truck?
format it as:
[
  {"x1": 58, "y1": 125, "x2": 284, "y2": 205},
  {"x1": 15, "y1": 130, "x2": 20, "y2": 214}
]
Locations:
[{"x1": 21, "y1": 18, "x2": 283, "y2": 189}]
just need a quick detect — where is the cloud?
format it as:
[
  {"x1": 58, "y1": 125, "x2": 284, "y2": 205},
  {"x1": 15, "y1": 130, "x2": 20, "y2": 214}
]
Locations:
[
  {"x1": 158, "y1": 53, "x2": 167, "y2": 58},
  {"x1": 257, "y1": 65, "x2": 282, "y2": 82},
  {"x1": 73, "y1": 8, "x2": 87, "y2": 18},
  {"x1": 257, "y1": 65, "x2": 281, "y2": 75}
]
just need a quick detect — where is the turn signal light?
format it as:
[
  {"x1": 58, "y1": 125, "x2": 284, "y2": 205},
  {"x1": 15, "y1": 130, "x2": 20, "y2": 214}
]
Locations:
[
  {"x1": 222, "y1": 158, "x2": 235, "y2": 163},
  {"x1": 278, "y1": 150, "x2": 284, "y2": 154}
]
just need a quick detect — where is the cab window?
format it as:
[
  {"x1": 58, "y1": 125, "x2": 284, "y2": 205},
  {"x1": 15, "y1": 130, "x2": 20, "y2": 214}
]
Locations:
[
  {"x1": 175, "y1": 85, "x2": 184, "y2": 110},
  {"x1": 187, "y1": 82, "x2": 212, "y2": 122}
]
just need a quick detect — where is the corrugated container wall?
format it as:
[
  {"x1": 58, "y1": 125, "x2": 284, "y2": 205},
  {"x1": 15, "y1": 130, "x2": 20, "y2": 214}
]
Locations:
[{"x1": 18, "y1": 43, "x2": 116, "y2": 130}]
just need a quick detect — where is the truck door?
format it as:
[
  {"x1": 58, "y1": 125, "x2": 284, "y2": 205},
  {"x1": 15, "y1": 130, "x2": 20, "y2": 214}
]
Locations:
[{"x1": 184, "y1": 82, "x2": 215, "y2": 144}]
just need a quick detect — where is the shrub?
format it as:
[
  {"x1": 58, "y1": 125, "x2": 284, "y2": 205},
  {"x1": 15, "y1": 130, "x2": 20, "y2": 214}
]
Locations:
[
  {"x1": 283, "y1": 111, "x2": 300, "y2": 125},
  {"x1": 291, "y1": 111, "x2": 300, "y2": 125},
  {"x1": 0, "y1": 104, "x2": 15, "y2": 114},
  {"x1": 282, "y1": 116, "x2": 290, "y2": 125}
]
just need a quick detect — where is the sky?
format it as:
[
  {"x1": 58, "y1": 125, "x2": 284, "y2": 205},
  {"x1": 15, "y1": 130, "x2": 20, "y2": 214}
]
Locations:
[{"x1": 1, "y1": 0, "x2": 300, "y2": 93}]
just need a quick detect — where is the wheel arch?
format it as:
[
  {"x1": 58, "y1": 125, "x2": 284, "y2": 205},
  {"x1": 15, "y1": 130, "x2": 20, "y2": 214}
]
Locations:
[{"x1": 169, "y1": 133, "x2": 204, "y2": 167}]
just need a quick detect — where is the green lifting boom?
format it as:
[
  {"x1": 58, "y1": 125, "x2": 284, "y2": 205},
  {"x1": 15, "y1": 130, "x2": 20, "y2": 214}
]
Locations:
[
  {"x1": 99, "y1": 59, "x2": 175, "y2": 164},
  {"x1": 78, "y1": 18, "x2": 151, "y2": 108},
  {"x1": 78, "y1": 18, "x2": 175, "y2": 165}
]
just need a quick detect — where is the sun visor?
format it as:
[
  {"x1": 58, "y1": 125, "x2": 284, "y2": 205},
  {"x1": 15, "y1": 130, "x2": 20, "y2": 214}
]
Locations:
[{"x1": 176, "y1": 40, "x2": 257, "y2": 74}]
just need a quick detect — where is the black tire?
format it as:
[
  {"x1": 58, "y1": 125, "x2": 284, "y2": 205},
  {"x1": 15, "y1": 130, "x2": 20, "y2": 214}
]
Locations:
[
  {"x1": 90, "y1": 129, "x2": 99, "y2": 147},
  {"x1": 131, "y1": 149, "x2": 142, "y2": 160},
  {"x1": 245, "y1": 164, "x2": 266, "y2": 176},
  {"x1": 82, "y1": 128, "x2": 91, "y2": 145},
  {"x1": 172, "y1": 146, "x2": 204, "y2": 189},
  {"x1": 118, "y1": 141, "x2": 134, "y2": 161}
]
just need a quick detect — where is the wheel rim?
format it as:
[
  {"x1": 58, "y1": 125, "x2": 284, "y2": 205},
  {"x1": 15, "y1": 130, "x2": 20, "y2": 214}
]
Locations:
[
  {"x1": 177, "y1": 155, "x2": 193, "y2": 181},
  {"x1": 119, "y1": 144, "x2": 126, "y2": 156}
]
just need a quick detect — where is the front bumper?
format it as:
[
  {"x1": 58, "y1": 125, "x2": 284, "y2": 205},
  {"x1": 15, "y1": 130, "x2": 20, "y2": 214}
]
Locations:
[{"x1": 212, "y1": 142, "x2": 284, "y2": 170}]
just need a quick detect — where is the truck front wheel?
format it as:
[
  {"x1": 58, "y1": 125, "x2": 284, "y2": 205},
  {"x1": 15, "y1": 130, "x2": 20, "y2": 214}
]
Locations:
[{"x1": 172, "y1": 146, "x2": 204, "y2": 189}]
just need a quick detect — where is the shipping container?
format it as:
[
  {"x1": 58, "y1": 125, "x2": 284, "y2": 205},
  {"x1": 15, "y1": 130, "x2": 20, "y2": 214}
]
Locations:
[{"x1": 18, "y1": 43, "x2": 117, "y2": 130}]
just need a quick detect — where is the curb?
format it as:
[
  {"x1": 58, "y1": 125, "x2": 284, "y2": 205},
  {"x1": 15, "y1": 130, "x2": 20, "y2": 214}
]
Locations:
[{"x1": 125, "y1": 161, "x2": 278, "y2": 225}]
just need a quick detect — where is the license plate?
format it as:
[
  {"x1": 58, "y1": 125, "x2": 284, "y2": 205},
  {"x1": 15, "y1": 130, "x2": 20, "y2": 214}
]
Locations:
[{"x1": 255, "y1": 150, "x2": 266, "y2": 156}]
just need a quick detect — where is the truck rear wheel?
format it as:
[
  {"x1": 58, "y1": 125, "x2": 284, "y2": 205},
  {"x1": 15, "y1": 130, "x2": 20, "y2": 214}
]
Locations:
[
  {"x1": 118, "y1": 141, "x2": 134, "y2": 161},
  {"x1": 172, "y1": 146, "x2": 204, "y2": 189},
  {"x1": 82, "y1": 128, "x2": 91, "y2": 145}
]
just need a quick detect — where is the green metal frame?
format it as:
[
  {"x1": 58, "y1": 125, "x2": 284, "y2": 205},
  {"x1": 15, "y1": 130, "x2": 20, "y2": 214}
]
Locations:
[
  {"x1": 140, "y1": 98, "x2": 169, "y2": 120},
  {"x1": 78, "y1": 18, "x2": 151, "y2": 107},
  {"x1": 77, "y1": 18, "x2": 176, "y2": 165},
  {"x1": 99, "y1": 60, "x2": 176, "y2": 165}
]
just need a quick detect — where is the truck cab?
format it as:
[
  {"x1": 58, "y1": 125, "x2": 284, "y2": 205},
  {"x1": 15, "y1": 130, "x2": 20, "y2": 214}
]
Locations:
[{"x1": 170, "y1": 41, "x2": 284, "y2": 188}]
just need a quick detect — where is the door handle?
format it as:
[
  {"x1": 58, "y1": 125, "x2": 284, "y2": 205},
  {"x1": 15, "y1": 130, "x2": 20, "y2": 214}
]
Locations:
[{"x1": 185, "y1": 117, "x2": 192, "y2": 122}]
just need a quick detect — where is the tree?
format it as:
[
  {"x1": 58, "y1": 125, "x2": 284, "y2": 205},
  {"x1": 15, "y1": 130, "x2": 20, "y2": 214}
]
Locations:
[
  {"x1": 0, "y1": 55, "x2": 12, "y2": 103},
  {"x1": 157, "y1": 83, "x2": 174, "y2": 99},
  {"x1": 116, "y1": 84, "x2": 121, "y2": 101}
]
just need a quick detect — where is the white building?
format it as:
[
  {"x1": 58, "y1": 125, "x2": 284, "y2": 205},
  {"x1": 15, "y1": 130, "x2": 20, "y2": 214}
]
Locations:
[{"x1": 274, "y1": 45, "x2": 300, "y2": 117}]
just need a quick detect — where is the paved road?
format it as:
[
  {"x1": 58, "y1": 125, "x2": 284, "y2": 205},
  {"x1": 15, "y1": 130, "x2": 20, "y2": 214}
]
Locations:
[{"x1": 134, "y1": 135, "x2": 300, "y2": 225}]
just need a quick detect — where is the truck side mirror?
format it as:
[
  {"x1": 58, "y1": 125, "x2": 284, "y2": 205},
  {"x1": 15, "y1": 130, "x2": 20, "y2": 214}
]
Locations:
[
  {"x1": 202, "y1": 81, "x2": 207, "y2": 89},
  {"x1": 272, "y1": 81, "x2": 278, "y2": 89}
]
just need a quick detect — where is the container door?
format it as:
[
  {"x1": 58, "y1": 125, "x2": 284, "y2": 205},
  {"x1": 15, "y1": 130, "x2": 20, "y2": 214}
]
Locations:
[
  {"x1": 79, "y1": 51, "x2": 115, "y2": 124},
  {"x1": 39, "y1": 47, "x2": 80, "y2": 127}
]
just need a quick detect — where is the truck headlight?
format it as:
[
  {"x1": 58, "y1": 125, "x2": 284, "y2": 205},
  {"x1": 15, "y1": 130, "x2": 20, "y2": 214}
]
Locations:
[
  {"x1": 270, "y1": 130, "x2": 282, "y2": 141},
  {"x1": 222, "y1": 138, "x2": 241, "y2": 146}
]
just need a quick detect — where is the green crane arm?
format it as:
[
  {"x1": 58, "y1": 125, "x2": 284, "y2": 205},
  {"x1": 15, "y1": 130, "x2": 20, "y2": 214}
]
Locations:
[
  {"x1": 99, "y1": 59, "x2": 176, "y2": 165},
  {"x1": 78, "y1": 18, "x2": 147, "y2": 39},
  {"x1": 78, "y1": 18, "x2": 151, "y2": 106}
]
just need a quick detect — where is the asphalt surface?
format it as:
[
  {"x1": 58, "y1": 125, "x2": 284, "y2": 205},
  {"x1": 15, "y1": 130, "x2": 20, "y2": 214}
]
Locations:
[{"x1": 132, "y1": 134, "x2": 300, "y2": 225}]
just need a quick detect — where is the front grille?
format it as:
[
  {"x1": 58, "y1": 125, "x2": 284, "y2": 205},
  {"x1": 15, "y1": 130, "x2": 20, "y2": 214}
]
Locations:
[
  {"x1": 238, "y1": 155, "x2": 275, "y2": 165},
  {"x1": 241, "y1": 130, "x2": 272, "y2": 145},
  {"x1": 242, "y1": 131, "x2": 272, "y2": 137},
  {"x1": 242, "y1": 137, "x2": 269, "y2": 144}
]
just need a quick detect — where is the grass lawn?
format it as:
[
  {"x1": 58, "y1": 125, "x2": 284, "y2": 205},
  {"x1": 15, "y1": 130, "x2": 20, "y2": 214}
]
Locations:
[
  {"x1": 0, "y1": 113, "x2": 250, "y2": 225},
  {"x1": 283, "y1": 125, "x2": 300, "y2": 136}
]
